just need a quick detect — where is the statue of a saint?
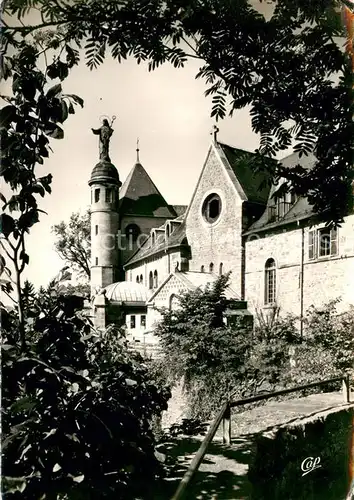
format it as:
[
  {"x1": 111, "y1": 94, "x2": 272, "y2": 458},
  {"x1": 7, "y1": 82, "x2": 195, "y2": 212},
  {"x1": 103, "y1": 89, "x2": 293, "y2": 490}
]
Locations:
[{"x1": 91, "y1": 118, "x2": 114, "y2": 162}]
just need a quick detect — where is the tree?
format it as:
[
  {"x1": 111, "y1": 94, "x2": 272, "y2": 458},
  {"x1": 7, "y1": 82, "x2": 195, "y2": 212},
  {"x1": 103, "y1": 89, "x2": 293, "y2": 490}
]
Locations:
[
  {"x1": 2, "y1": 0, "x2": 354, "y2": 226},
  {"x1": 0, "y1": 39, "x2": 83, "y2": 350},
  {"x1": 52, "y1": 210, "x2": 91, "y2": 280},
  {"x1": 2, "y1": 283, "x2": 170, "y2": 498},
  {"x1": 154, "y1": 274, "x2": 254, "y2": 419}
]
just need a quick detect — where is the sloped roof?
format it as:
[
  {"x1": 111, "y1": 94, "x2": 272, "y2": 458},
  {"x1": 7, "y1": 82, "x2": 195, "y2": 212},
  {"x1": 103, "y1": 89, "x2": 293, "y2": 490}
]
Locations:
[
  {"x1": 218, "y1": 142, "x2": 273, "y2": 204},
  {"x1": 125, "y1": 221, "x2": 187, "y2": 267},
  {"x1": 172, "y1": 205, "x2": 188, "y2": 217},
  {"x1": 245, "y1": 152, "x2": 316, "y2": 234},
  {"x1": 147, "y1": 271, "x2": 241, "y2": 304},
  {"x1": 119, "y1": 162, "x2": 177, "y2": 218}
]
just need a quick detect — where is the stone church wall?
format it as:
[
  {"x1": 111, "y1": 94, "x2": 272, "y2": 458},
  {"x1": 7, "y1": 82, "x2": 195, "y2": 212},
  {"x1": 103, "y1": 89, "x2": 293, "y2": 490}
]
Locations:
[
  {"x1": 185, "y1": 146, "x2": 244, "y2": 296},
  {"x1": 245, "y1": 214, "x2": 354, "y2": 318}
]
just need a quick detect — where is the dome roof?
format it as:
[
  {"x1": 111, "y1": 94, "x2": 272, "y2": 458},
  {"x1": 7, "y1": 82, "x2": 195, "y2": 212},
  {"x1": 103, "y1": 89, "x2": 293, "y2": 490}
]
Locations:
[
  {"x1": 89, "y1": 161, "x2": 120, "y2": 186},
  {"x1": 104, "y1": 281, "x2": 149, "y2": 304}
]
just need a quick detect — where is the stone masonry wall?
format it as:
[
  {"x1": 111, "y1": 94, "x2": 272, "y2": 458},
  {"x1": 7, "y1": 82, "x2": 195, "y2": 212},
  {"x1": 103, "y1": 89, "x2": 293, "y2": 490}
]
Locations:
[
  {"x1": 248, "y1": 405, "x2": 354, "y2": 500},
  {"x1": 185, "y1": 146, "x2": 244, "y2": 296},
  {"x1": 245, "y1": 214, "x2": 354, "y2": 317}
]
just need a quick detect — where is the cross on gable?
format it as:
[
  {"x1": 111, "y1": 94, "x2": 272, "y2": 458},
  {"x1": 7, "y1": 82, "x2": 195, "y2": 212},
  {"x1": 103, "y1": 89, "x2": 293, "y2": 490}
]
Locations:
[{"x1": 210, "y1": 124, "x2": 219, "y2": 142}]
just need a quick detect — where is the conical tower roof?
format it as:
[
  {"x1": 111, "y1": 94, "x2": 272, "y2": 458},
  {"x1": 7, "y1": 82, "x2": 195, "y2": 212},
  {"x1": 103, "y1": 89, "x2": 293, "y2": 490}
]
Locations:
[{"x1": 119, "y1": 161, "x2": 176, "y2": 217}]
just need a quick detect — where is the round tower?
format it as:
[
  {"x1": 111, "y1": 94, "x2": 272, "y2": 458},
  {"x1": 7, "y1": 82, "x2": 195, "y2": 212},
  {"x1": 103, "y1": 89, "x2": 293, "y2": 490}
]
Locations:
[{"x1": 89, "y1": 160, "x2": 121, "y2": 297}]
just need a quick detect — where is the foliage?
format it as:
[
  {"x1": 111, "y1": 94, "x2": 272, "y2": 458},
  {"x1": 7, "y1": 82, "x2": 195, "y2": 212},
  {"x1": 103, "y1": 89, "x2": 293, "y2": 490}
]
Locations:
[
  {"x1": 0, "y1": 38, "x2": 83, "y2": 349},
  {"x1": 52, "y1": 210, "x2": 91, "y2": 279},
  {"x1": 155, "y1": 274, "x2": 254, "y2": 419},
  {"x1": 1, "y1": 283, "x2": 171, "y2": 499},
  {"x1": 251, "y1": 300, "x2": 354, "y2": 391},
  {"x1": 290, "y1": 300, "x2": 354, "y2": 384},
  {"x1": 2, "y1": 0, "x2": 354, "y2": 225}
]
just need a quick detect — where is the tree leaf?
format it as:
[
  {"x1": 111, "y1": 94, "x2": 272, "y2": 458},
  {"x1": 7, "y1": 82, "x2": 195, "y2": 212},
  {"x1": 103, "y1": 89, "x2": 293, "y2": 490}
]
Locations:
[
  {"x1": 46, "y1": 84, "x2": 62, "y2": 99},
  {"x1": 0, "y1": 213, "x2": 15, "y2": 237},
  {"x1": 0, "y1": 105, "x2": 17, "y2": 128}
]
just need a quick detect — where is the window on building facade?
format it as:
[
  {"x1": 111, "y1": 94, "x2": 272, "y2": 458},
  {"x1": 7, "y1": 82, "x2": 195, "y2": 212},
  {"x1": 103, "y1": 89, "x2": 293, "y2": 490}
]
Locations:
[
  {"x1": 141, "y1": 315, "x2": 146, "y2": 328},
  {"x1": 95, "y1": 225, "x2": 98, "y2": 235},
  {"x1": 94, "y1": 188, "x2": 100, "y2": 203},
  {"x1": 105, "y1": 188, "x2": 112, "y2": 203},
  {"x1": 209, "y1": 262, "x2": 214, "y2": 273},
  {"x1": 201, "y1": 265, "x2": 205, "y2": 273},
  {"x1": 136, "y1": 276, "x2": 139, "y2": 283},
  {"x1": 139, "y1": 274, "x2": 143, "y2": 284},
  {"x1": 268, "y1": 189, "x2": 297, "y2": 222},
  {"x1": 166, "y1": 225, "x2": 170, "y2": 238},
  {"x1": 264, "y1": 258, "x2": 276, "y2": 305},
  {"x1": 308, "y1": 228, "x2": 338, "y2": 260},
  {"x1": 202, "y1": 193, "x2": 222, "y2": 224},
  {"x1": 148, "y1": 271, "x2": 153, "y2": 289},
  {"x1": 130, "y1": 315, "x2": 136, "y2": 329},
  {"x1": 125, "y1": 224, "x2": 141, "y2": 244},
  {"x1": 219, "y1": 263, "x2": 223, "y2": 275},
  {"x1": 95, "y1": 257, "x2": 98, "y2": 265},
  {"x1": 153, "y1": 270, "x2": 158, "y2": 288}
]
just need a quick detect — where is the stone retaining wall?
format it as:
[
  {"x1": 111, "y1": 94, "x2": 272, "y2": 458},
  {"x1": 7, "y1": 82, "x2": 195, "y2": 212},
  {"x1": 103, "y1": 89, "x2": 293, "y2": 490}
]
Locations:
[{"x1": 248, "y1": 405, "x2": 354, "y2": 500}]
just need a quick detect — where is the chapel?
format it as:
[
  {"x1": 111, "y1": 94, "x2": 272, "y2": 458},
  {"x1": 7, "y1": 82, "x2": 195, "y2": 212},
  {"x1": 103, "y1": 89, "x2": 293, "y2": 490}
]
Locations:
[{"x1": 89, "y1": 126, "x2": 354, "y2": 346}]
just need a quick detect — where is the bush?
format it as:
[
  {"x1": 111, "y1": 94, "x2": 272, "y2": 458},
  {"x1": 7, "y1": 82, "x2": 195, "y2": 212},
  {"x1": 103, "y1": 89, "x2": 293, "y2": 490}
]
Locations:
[
  {"x1": 155, "y1": 274, "x2": 254, "y2": 420},
  {"x1": 2, "y1": 285, "x2": 170, "y2": 499}
]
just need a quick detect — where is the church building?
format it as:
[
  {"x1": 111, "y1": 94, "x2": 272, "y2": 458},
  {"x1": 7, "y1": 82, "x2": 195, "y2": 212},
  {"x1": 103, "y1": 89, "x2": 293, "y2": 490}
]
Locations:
[{"x1": 89, "y1": 125, "x2": 354, "y2": 346}]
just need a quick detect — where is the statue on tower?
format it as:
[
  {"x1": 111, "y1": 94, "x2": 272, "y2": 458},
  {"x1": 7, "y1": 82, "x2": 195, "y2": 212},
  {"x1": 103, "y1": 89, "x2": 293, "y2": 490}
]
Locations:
[{"x1": 91, "y1": 116, "x2": 116, "y2": 162}]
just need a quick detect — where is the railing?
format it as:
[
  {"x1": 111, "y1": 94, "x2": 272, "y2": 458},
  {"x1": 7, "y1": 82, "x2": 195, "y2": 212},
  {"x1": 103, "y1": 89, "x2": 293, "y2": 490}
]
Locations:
[{"x1": 171, "y1": 374, "x2": 351, "y2": 500}]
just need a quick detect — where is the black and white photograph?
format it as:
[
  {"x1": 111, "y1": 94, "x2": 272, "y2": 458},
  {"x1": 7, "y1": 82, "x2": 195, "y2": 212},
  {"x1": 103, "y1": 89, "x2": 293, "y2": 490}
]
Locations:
[{"x1": 1, "y1": 1, "x2": 354, "y2": 499}]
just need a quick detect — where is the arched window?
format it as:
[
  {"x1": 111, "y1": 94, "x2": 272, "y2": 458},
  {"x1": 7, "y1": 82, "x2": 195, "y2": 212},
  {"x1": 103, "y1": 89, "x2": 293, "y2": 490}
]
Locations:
[
  {"x1": 201, "y1": 265, "x2": 205, "y2": 273},
  {"x1": 149, "y1": 271, "x2": 153, "y2": 289},
  {"x1": 136, "y1": 275, "x2": 139, "y2": 283},
  {"x1": 209, "y1": 262, "x2": 214, "y2": 273},
  {"x1": 125, "y1": 224, "x2": 141, "y2": 244},
  {"x1": 265, "y1": 258, "x2": 276, "y2": 305},
  {"x1": 219, "y1": 263, "x2": 223, "y2": 275},
  {"x1": 94, "y1": 188, "x2": 100, "y2": 203},
  {"x1": 169, "y1": 294, "x2": 179, "y2": 310},
  {"x1": 139, "y1": 274, "x2": 143, "y2": 284},
  {"x1": 153, "y1": 270, "x2": 158, "y2": 288}
]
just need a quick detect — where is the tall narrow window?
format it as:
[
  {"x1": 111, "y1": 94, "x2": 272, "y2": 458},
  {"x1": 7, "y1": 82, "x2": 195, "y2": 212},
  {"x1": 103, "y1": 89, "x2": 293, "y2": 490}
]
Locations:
[
  {"x1": 94, "y1": 188, "x2": 100, "y2": 203},
  {"x1": 209, "y1": 262, "x2": 214, "y2": 273},
  {"x1": 130, "y1": 315, "x2": 136, "y2": 329},
  {"x1": 95, "y1": 257, "x2": 98, "y2": 265},
  {"x1": 318, "y1": 227, "x2": 338, "y2": 257},
  {"x1": 153, "y1": 270, "x2": 158, "y2": 288},
  {"x1": 201, "y1": 265, "x2": 205, "y2": 273},
  {"x1": 139, "y1": 274, "x2": 143, "y2": 284},
  {"x1": 149, "y1": 271, "x2": 153, "y2": 289},
  {"x1": 308, "y1": 230, "x2": 315, "y2": 260},
  {"x1": 105, "y1": 188, "x2": 112, "y2": 203},
  {"x1": 136, "y1": 276, "x2": 139, "y2": 283},
  {"x1": 264, "y1": 258, "x2": 276, "y2": 305},
  {"x1": 95, "y1": 225, "x2": 98, "y2": 235},
  {"x1": 219, "y1": 263, "x2": 223, "y2": 275},
  {"x1": 141, "y1": 315, "x2": 146, "y2": 328}
]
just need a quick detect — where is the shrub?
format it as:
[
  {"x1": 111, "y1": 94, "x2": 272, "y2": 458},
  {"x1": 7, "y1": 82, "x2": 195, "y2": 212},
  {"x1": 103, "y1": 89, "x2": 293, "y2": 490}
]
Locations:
[{"x1": 2, "y1": 284, "x2": 170, "y2": 499}]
